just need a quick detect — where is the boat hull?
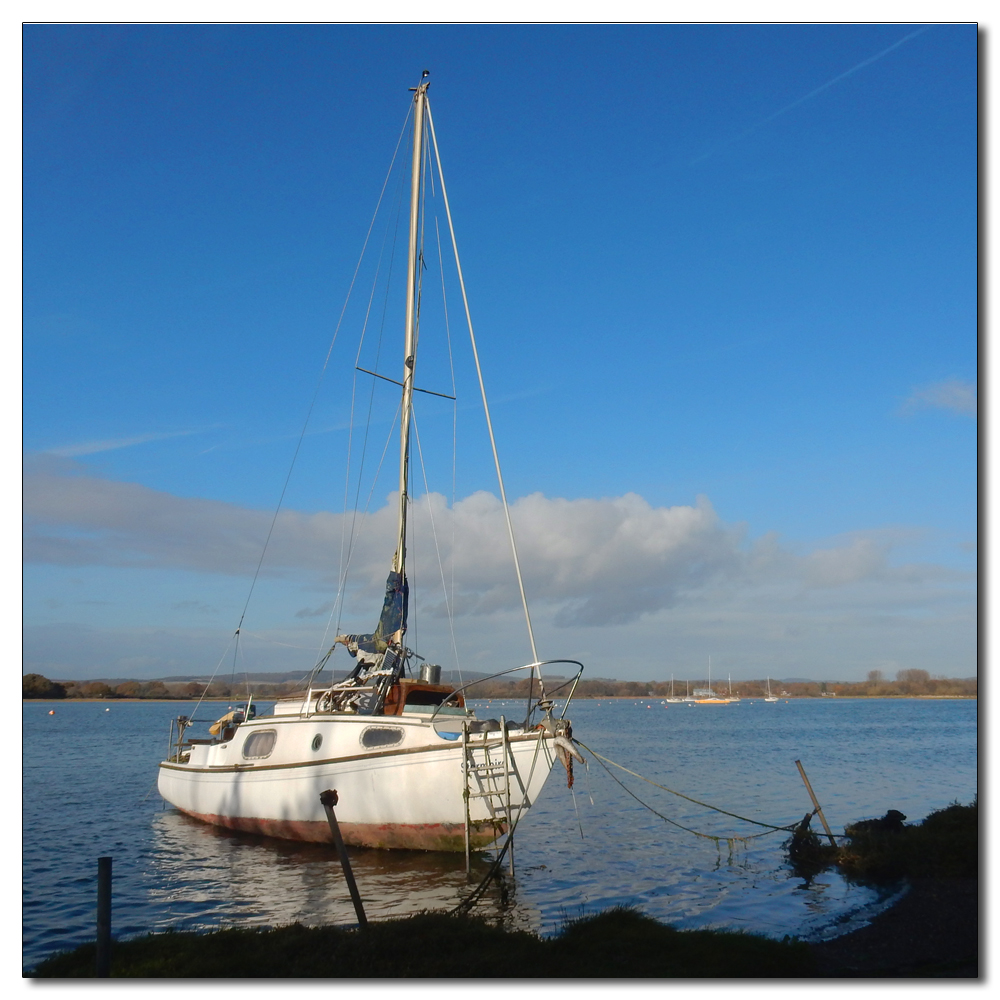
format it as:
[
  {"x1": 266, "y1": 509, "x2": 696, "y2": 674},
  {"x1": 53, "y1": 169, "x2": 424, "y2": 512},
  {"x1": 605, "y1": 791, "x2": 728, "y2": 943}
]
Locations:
[
  {"x1": 172, "y1": 808, "x2": 501, "y2": 851},
  {"x1": 158, "y1": 715, "x2": 560, "y2": 851}
]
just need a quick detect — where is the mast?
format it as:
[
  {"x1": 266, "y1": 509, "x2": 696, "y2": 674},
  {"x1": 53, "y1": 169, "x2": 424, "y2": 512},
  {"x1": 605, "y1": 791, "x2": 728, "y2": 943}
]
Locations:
[{"x1": 394, "y1": 72, "x2": 430, "y2": 578}]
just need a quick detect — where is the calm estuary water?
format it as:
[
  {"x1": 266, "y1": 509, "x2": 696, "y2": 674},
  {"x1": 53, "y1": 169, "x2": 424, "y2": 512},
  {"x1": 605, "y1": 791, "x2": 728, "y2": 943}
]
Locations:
[{"x1": 22, "y1": 696, "x2": 977, "y2": 971}]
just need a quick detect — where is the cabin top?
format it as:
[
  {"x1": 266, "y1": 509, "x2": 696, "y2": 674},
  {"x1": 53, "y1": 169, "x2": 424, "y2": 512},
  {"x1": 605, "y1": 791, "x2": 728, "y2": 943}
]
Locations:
[{"x1": 271, "y1": 678, "x2": 466, "y2": 717}]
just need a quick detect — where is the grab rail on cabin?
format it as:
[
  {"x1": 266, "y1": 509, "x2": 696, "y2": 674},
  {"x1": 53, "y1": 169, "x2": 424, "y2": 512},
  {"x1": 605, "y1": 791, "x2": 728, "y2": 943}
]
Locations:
[{"x1": 428, "y1": 659, "x2": 584, "y2": 727}]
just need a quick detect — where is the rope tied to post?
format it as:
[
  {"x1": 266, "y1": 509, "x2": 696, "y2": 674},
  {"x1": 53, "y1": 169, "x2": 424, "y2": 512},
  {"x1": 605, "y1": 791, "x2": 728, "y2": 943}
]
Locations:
[{"x1": 575, "y1": 740, "x2": 800, "y2": 845}]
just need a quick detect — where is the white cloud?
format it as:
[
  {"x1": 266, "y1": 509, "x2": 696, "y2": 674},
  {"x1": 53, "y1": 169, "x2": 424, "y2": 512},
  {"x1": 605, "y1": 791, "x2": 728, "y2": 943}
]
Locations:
[
  {"x1": 902, "y1": 377, "x2": 977, "y2": 417},
  {"x1": 22, "y1": 459, "x2": 976, "y2": 680},
  {"x1": 23, "y1": 461, "x2": 746, "y2": 625}
]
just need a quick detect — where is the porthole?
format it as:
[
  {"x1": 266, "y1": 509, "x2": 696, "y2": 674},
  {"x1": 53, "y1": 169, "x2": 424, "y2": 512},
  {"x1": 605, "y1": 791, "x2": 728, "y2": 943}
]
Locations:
[
  {"x1": 311, "y1": 734, "x2": 323, "y2": 752},
  {"x1": 360, "y1": 726, "x2": 404, "y2": 749},
  {"x1": 242, "y1": 729, "x2": 277, "y2": 759}
]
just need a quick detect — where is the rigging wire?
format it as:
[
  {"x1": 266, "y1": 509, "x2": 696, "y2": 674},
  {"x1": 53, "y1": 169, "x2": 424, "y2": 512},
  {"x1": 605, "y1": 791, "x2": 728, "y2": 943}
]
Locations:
[
  {"x1": 185, "y1": 632, "x2": 239, "y2": 723},
  {"x1": 322, "y1": 138, "x2": 410, "y2": 660},
  {"x1": 227, "y1": 108, "x2": 412, "y2": 680},
  {"x1": 425, "y1": 100, "x2": 543, "y2": 699},
  {"x1": 319, "y1": 397, "x2": 403, "y2": 654},
  {"x1": 411, "y1": 412, "x2": 463, "y2": 676},
  {"x1": 305, "y1": 99, "x2": 413, "y2": 675},
  {"x1": 433, "y1": 214, "x2": 463, "y2": 686}
]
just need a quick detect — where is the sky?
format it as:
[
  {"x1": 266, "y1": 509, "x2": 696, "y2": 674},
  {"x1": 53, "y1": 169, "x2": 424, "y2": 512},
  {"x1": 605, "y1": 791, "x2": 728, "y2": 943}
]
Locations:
[{"x1": 21, "y1": 21, "x2": 978, "y2": 684}]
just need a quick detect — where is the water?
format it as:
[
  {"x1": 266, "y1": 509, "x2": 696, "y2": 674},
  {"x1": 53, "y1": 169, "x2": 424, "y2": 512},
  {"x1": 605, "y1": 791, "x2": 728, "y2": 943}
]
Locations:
[{"x1": 22, "y1": 696, "x2": 977, "y2": 971}]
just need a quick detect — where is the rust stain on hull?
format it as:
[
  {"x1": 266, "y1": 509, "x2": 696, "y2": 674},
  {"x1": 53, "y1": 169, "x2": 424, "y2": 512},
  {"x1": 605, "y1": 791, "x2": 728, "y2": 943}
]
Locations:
[{"x1": 178, "y1": 807, "x2": 506, "y2": 852}]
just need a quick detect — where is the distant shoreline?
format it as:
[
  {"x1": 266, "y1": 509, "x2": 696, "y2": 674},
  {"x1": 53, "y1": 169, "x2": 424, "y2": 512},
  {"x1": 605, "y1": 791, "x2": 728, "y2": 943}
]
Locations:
[
  {"x1": 551, "y1": 695, "x2": 977, "y2": 701},
  {"x1": 24, "y1": 694, "x2": 977, "y2": 704}
]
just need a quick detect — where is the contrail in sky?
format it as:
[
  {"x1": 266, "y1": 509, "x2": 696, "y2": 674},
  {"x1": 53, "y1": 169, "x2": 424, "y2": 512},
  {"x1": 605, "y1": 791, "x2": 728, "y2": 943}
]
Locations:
[
  {"x1": 45, "y1": 430, "x2": 199, "y2": 457},
  {"x1": 691, "y1": 26, "x2": 932, "y2": 165}
]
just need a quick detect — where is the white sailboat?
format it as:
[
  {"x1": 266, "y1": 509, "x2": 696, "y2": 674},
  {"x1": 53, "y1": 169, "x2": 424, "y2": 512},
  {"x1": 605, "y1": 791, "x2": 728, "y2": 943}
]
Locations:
[
  {"x1": 157, "y1": 74, "x2": 584, "y2": 856},
  {"x1": 665, "y1": 674, "x2": 685, "y2": 703},
  {"x1": 727, "y1": 672, "x2": 740, "y2": 703},
  {"x1": 764, "y1": 677, "x2": 779, "y2": 702}
]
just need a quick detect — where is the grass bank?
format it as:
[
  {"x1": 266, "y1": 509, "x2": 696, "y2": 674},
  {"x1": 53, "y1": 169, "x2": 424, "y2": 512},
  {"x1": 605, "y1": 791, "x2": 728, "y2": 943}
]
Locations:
[{"x1": 30, "y1": 907, "x2": 816, "y2": 978}]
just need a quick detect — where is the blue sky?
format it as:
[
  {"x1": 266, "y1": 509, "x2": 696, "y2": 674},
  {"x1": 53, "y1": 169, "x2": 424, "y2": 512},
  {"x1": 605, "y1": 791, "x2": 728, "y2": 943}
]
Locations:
[{"x1": 22, "y1": 22, "x2": 977, "y2": 683}]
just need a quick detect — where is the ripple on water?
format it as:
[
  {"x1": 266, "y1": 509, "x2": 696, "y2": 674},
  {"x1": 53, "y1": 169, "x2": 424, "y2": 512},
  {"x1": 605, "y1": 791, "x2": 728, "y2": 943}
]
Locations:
[{"x1": 23, "y1": 697, "x2": 976, "y2": 968}]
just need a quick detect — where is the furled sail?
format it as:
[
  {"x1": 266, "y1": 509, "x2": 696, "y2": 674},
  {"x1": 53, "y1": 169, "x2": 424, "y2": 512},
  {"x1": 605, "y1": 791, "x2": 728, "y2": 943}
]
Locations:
[{"x1": 334, "y1": 569, "x2": 408, "y2": 656}]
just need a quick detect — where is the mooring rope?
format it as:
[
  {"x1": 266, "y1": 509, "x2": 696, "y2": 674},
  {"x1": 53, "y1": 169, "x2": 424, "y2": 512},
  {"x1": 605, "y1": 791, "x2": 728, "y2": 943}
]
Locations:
[{"x1": 575, "y1": 740, "x2": 799, "y2": 844}]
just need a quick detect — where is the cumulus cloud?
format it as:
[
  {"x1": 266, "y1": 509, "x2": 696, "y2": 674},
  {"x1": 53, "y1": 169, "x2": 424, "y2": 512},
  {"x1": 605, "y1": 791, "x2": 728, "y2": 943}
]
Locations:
[
  {"x1": 25, "y1": 458, "x2": 947, "y2": 635},
  {"x1": 22, "y1": 460, "x2": 976, "y2": 680},
  {"x1": 503, "y1": 492, "x2": 742, "y2": 626},
  {"x1": 902, "y1": 377, "x2": 977, "y2": 417},
  {"x1": 23, "y1": 459, "x2": 747, "y2": 627}
]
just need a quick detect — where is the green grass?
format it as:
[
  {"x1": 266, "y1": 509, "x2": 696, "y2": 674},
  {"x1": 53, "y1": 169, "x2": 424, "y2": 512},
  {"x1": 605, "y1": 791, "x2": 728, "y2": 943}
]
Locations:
[{"x1": 29, "y1": 907, "x2": 817, "y2": 978}]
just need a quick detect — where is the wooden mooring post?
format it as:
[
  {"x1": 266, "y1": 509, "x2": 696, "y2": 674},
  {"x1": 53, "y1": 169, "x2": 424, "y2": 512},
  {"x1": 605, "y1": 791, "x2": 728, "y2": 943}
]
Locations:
[
  {"x1": 96, "y1": 856, "x2": 112, "y2": 977},
  {"x1": 794, "y1": 760, "x2": 838, "y2": 848},
  {"x1": 319, "y1": 790, "x2": 368, "y2": 927}
]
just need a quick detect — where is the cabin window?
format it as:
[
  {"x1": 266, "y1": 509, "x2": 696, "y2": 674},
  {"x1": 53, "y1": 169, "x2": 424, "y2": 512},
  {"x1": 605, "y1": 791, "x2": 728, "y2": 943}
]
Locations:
[
  {"x1": 360, "y1": 726, "x2": 404, "y2": 749},
  {"x1": 242, "y1": 730, "x2": 277, "y2": 759},
  {"x1": 404, "y1": 689, "x2": 451, "y2": 707}
]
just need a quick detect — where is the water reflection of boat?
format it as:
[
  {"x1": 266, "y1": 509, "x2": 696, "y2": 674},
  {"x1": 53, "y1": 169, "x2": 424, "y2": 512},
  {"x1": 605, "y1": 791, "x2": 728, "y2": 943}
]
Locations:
[
  {"x1": 148, "y1": 811, "x2": 534, "y2": 932},
  {"x1": 156, "y1": 74, "x2": 584, "y2": 856}
]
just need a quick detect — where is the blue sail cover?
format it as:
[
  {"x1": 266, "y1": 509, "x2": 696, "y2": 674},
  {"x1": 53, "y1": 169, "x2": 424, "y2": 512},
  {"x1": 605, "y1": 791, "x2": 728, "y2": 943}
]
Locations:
[{"x1": 336, "y1": 570, "x2": 408, "y2": 654}]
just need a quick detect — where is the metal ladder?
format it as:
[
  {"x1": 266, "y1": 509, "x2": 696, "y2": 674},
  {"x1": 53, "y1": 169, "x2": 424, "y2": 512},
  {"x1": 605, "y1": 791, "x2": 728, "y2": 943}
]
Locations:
[{"x1": 462, "y1": 715, "x2": 519, "y2": 874}]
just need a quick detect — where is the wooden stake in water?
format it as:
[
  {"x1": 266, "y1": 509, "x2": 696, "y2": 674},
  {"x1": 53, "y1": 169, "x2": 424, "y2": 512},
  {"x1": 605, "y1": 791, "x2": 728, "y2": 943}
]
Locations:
[
  {"x1": 319, "y1": 790, "x2": 367, "y2": 927},
  {"x1": 794, "y1": 760, "x2": 838, "y2": 847},
  {"x1": 96, "y1": 856, "x2": 111, "y2": 977}
]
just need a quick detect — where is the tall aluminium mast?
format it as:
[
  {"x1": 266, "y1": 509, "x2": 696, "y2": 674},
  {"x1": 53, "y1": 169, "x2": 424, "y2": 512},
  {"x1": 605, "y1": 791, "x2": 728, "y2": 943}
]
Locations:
[{"x1": 393, "y1": 72, "x2": 429, "y2": 580}]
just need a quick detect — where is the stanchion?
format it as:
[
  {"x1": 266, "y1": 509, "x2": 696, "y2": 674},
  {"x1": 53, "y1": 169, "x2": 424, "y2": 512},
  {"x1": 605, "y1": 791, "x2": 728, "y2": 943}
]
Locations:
[
  {"x1": 96, "y1": 856, "x2": 112, "y2": 977},
  {"x1": 319, "y1": 790, "x2": 367, "y2": 927}
]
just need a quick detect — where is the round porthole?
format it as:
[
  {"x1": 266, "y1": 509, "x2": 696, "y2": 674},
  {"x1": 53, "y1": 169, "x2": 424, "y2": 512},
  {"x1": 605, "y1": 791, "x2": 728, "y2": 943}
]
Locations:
[{"x1": 311, "y1": 734, "x2": 323, "y2": 751}]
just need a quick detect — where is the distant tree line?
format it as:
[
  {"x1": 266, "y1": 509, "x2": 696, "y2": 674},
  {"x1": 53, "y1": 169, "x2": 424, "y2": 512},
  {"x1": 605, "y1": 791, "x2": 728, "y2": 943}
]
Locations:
[
  {"x1": 463, "y1": 669, "x2": 977, "y2": 700},
  {"x1": 24, "y1": 669, "x2": 976, "y2": 701},
  {"x1": 21, "y1": 674, "x2": 309, "y2": 701}
]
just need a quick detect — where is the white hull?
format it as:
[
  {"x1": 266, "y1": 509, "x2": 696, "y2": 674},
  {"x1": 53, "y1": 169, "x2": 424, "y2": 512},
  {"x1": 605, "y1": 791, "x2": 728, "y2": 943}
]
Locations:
[{"x1": 158, "y1": 712, "x2": 561, "y2": 851}]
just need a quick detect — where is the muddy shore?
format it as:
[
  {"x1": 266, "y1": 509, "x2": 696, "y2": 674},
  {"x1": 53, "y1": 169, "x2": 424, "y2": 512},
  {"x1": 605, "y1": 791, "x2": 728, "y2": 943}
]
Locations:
[{"x1": 808, "y1": 877, "x2": 978, "y2": 977}]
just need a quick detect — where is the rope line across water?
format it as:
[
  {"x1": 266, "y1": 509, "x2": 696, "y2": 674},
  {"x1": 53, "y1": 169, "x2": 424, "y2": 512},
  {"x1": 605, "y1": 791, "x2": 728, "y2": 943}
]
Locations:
[{"x1": 575, "y1": 740, "x2": 799, "y2": 844}]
